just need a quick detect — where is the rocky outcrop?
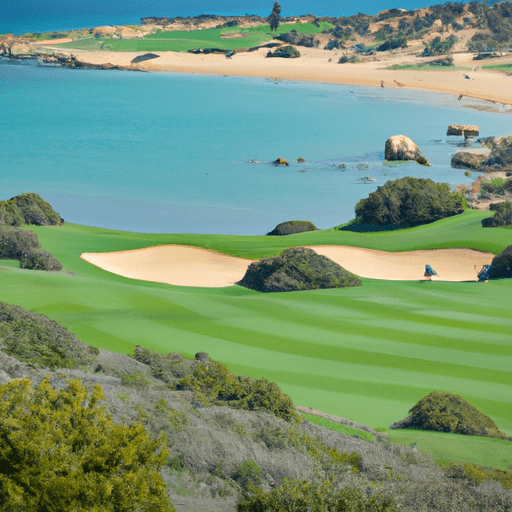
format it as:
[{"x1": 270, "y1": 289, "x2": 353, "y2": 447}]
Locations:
[
  {"x1": 451, "y1": 151, "x2": 486, "y2": 170},
  {"x1": 273, "y1": 157, "x2": 289, "y2": 166},
  {"x1": 447, "y1": 125, "x2": 479, "y2": 137},
  {"x1": 451, "y1": 135, "x2": 512, "y2": 172},
  {"x1": 384, "y1": 135, "x2": 430, "y2": 166},
  {"x1": 237, "y1": 247, "x2": 362, "y2": 292},
  {"x1": 390, "y1": 391, "x2": 510, "y2": 440},
  {"x1": 267, "y1": 220, "x2": 318, "y2": 236}
]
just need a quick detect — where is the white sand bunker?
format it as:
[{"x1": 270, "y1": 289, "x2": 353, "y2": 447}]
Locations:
[
  {"x1": 80, "y1": 245, "x2": 494, "y2": 287},
  {"x1": 307, "y1": 246, "x2": 493, "y2": 282},
  {"x1": 80, "y1": 245, "x2": 256, "y2": 288}
]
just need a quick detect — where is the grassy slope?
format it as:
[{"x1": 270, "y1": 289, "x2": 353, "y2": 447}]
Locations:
[
  {"x1": 56, "y1": 22, "x2": 333, "y2": 53},
  {"x1": 1, "y1": 211, "x2": 511, "y2": 469}
]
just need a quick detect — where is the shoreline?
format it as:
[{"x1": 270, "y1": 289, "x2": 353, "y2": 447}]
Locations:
[{"x1": 23, "y1": 45, "x2": 512, "y2": 109}]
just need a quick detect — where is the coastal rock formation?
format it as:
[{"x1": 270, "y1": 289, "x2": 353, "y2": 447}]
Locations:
[
  {"x1": 267, "y1": 220, "x2": 318, "y2": 236},
  {"x1": 384, "y1": 135, "x2": 430, "y2": 166},
  {"x1": 237, "y1": 247, "x2": 362, "y2": 292},
  {"x1": 390, "y1": 391, "x2": 510, "y2": 440},
  {"x1": 447, "y1": 125, "x2": 479, "y2": 138},
  {"x1": 451, "y1": 151, "x2": 486, "y2": 170},
  {"x1": 487, "y1": 244, "x2": 512, "y2": 278},
  {"x1": 273, "y1": 157, "x2": 289, "y2": 166},
  {"x1": 451, "y1": 135, "x2": 512, "y2": 172}
]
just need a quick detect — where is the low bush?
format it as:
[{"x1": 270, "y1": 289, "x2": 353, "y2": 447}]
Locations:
[
  {"x1": 390, "y1": 391, "x2": 510, "y2": 439},
  {"x1": 267, "y1": 220, "x2": 318, "y2": 236},
  {"x1": 0, "y1": 302, "x2": 98, "y2": 369},
  {"x1": 482, "y1": 202, "x2": 512, "y2": 227},
  {"x1": 338, "y1": 54, "x2": 361, "y2": 63},
  {"x1": 267, "y1": 45, "x2": 301, "y2": 58},
  {"x1": 421, "y1": 35, "x2": 456, "y2": 56},
  {"x1": 0, "y1": 192, "x2": 63, "y2": 226},
  {"x1": 487, "y1": 244, "x2": 512, "y2": 278},
  {"x1": 237, "y1": 479, "x2": 398, "y2": 511},
  {"x1": 237, "y1": 247, "x2": 362, "y2": 292}
]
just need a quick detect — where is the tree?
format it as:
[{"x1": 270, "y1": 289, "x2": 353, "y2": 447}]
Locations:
[
  {"x1": 0, "y1": 376, "x2": 174, "y2": 511},
  {"x1": 268, "y1": 1, "x2": 281, "y2": 32}
]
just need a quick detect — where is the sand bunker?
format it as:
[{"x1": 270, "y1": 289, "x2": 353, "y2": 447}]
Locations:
[
  {"x1": 307, "y1": 246, "x2": 493, "y2": 282},
  {"x1": 80, "y1": 245, "x2": 494, "y2": 287}
]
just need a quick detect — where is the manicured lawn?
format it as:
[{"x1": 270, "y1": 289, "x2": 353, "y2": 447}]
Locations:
[
  {"x1": 1, "y1": 211, "x2": 511, "y2": 457},
  {"x1": 56, "y1": 21, "x2": 333, "y2": 53},
  {"x1": 388, "y1": 429, "x2": 512, "y2": 470}
]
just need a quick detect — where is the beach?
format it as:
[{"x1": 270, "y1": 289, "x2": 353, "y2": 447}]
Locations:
[
  {"x1": 80, "y1": 245, "x2": 494, "y2": 286},
  {"x1": 43, "y1": 45, "x2": 512, "y2": 106}
]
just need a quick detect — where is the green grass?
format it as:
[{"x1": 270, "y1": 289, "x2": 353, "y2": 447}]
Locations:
[
  {"x1": 482, "y1": 64, "x2": 512, "y2": 70},
  {"x1": 388, "y1": 429, "x2": 512, "y2": 470},
  {"x1": 386, "y1": 65, "x2": 471, "y2": 70},
  {"x1": 1, "y1": 211, "x2": 511, "y2": 460},
  {"x1": 0, "y1": 259, "x2": 20, "y2": 268},
  {"x1": 300, "y1": 412, "x2": 375, "y2": 441},
  {"x1": 56, "y1": 22, "x2": 333, "y2": 53}
]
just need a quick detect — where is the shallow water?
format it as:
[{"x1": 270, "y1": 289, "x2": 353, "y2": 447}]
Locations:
[{"x1": 1, "y1": 59, "x2": 510, "y2": 234}]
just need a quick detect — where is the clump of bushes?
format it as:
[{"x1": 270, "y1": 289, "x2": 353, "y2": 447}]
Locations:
[
  {"x1": 482, "y1": 202, "x2": 512, "y2": 228},
  {"x1": 352, "y1": 177, "x2": 465, "y2": 228},
  {"x1": 0, "y1": 192, "x2": 63, "y2": 226},
  {"x1": 0, "y1": 375, "x2": 173, "y2": 511},
  {"x1": 390, "y1": 391, "x2": 510, "y2": 439},
  {"x1": 486, "y1": 245, "x2": 512, "y2": 278},
  {"x1": 0, "y1": 226, "x2": 62, "y2": 271},
  {"x1": 275, "y1": 30, "x2": 317, "y2": 47},
  {"x1": 0, "y1": 302, "x2": 98, "y2": 369},
  {"x1": 237, "y1": 247, "x2": 362, "y2": 292},
  {"x1": 376, "y1": 35, "x2": 407, "y2": 51},
  {"x1": 421, "y1": 35, "x2": 456, "y2": 56},
  {"x1": 237, "y1": 479, "x2": 398, "y2": 512},
  {"x1": 267, "y1": 45, "x2": 301, "y2": 58},
  {"x1": 338, "y1": 54, "x2": 360, "y2": 63},
  {"x1": 267, "y1": 220, "x2": 318, "y2": 236},
  {"x1": 135, "y1": 347, "x2": 299, "y2": 423}
]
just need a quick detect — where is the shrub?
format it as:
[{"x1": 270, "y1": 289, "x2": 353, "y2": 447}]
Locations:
[
  {"x1": 482, "y1": 202, "x2": 512, "y2": 227},
  {"x1": 390, "y1": 391, "x2": 509, "y2": 439},
  {"x1": 0, "y1": 302, "x2": 97, "y2": 370},
  {"x1": 0, "y1": 376, "x2": 173, "y2": 511},
  {"x1": 267, "y1": 220, "x2": 318, "y2": 236},
  {"x1": 338, "y1": 54, "x2": 360, "y2": 63},
  {"x1": 237, "y1": 479, "x2": 398, "y2": 511},
  {"x1": 487, "y1": 245, "x2": 512, "y2": 278},
  {"x1": 353, "y1": 177, "x2": 465, "y2": 228},
  {"x1": 421, "y1": 35, "x2": 456, "y2": 56},
  {"x1": 232, "y1": 459, "x2": 263, "y2": 490},
  {"x1": 480, "y1": 177, "x2": 508, "y2": 194},
  {"x1": 0, "y1": 193, "x2": 63, "y2": 226},
  {"x1": 267, "y1": 45, "x2": 301, "y2": 58},
  {"x1": 237, "y1": 247, "x2": 362, "y2": 292}
]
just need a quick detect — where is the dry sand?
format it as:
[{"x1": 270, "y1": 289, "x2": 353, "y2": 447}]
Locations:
[
  {"x1": 55, "y1": 46, "x2": 512, "y2": 106},
  {"x1": 80, "y1": 245, "x2": 494, "y2": 287}
]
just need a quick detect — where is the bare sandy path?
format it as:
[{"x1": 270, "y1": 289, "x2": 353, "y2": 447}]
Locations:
[{"x1": 80, "y1": 245, "x2": 494, "y2": 287}]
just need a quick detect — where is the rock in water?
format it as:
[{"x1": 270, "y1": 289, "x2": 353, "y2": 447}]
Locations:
[
  {"x1": 384, "y1": 135, "x2": 430, "y2": 166},
  {"x1": 447, "y1": 125, "x2": 479, "y2": 137},
  {"x1": 237, "y1": 247, "x2": 362, "y2": 292},
  {"x1": 389, "y1": 391, "x2": 509, "y2": 439}
]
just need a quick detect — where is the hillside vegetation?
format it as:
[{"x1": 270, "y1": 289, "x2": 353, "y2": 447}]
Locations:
[{"x1": 1, "y1": 303, "x2": 512, "y2": 511}]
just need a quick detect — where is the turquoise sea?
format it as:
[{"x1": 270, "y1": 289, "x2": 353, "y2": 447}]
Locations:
[{"x1": 1, "y1": 59, "x2": 511, "y2": 234}]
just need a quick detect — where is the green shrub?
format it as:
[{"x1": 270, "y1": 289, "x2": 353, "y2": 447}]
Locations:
[
  {"x1": 0, "y1": 302, "x2": 97, "y2": 370},
  {"x1": 267, "y1": 45, "x2": 301, "y2": 58},
  {"x1": 237, "y1": 479, "x2": 397, "y2": 511},
  {"x1": 338, "y1": 54, "x2": 361, "y2": 63},
  {"x1": 237, "y1": 247, "x2": 362, "y2": 292},
  {"x1": 481, "y1": 177, "x2": 508, "y2": 194},
  {"x1": 390, "y1": 391, "x2": 509, "y2": 439},
  {"x1": 0, "y1": 193, "x2": 63, "y2": 226},
  {"x1": 0, "y1": 376, "x2": 173, "y2": 511},
  {"x1": 232, "y1": 459, "x2": 263, "y2": 491},
  {"x1": 267, "y1": 220, "x2": 318, "y2": 236},
  {"x1": 353, "y1": 177, "x2": 465, "y2": 228}
]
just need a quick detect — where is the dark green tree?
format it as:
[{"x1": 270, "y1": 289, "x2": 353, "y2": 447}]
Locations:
[
  {"x1": 0, "y1": 376, "x2": 174, "y2": 511},
  {"x1": 268, "y1": 1, "x2": 282, "y2": 32}
]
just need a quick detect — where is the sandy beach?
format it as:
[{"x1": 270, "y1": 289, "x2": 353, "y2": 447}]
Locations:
[
  {"x1": 80, "y1": 245, "x2": 494, "y2": 287},
  {"x1": 47, "y1": 46, "x2": 512, "y2": 106}
]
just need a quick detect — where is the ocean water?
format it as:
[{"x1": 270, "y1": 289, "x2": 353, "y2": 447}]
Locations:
[{"x1": 1, "y1": 59, "x2": 511, "y2": 235}]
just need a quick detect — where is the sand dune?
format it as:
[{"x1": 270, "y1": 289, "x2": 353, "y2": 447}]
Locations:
[{"x1": 80, "y1": 245, "x2": 494, "y2": 287}]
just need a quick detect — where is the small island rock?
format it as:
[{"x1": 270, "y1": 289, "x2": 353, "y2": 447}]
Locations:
[
  {"x1": 384, "y1": 135, "x2": 430, "y2": 166},
  {"x1": 273, "y1": 157, "x2": 289, "y2": 166}
]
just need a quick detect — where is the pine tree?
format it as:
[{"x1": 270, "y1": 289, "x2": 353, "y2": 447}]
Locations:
[
  {"x1": 268, "y1": 2, "x2": 282, "y2": 32},
  {"x1": 0, "y1": 376, "x2": 174, "y2": 511}
]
